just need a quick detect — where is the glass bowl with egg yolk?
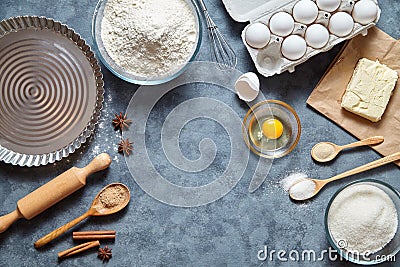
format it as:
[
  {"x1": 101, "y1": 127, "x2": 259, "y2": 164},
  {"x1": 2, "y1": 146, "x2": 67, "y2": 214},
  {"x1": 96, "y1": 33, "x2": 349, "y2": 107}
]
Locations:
[{"x1": 242, "y1": 100, "x2": 301, "y2": 158}]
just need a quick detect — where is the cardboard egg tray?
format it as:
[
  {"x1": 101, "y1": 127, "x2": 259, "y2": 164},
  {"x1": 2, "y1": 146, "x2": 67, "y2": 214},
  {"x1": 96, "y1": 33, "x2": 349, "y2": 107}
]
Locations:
[{"x1": 222, "y1": 0, "x2": 381, "y2": 77}]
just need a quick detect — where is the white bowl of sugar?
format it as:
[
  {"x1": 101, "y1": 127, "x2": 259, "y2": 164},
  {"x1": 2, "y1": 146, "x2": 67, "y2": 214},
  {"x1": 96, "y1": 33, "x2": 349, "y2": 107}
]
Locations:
[{"x1": 325, "y1": 179, "x2": 400, "y2": 265}]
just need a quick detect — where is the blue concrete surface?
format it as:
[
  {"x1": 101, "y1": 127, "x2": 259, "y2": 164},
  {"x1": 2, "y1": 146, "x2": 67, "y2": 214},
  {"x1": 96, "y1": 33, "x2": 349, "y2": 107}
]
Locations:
[{"x1": 0, "y1": 0, "x2": 400, "y2": 266}]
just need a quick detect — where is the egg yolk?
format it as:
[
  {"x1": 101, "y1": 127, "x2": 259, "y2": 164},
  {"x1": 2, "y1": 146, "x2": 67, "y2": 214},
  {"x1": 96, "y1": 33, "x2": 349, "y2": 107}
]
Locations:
[{"x1": 262, "y1": 119, "x2": 284, "y2": 139}]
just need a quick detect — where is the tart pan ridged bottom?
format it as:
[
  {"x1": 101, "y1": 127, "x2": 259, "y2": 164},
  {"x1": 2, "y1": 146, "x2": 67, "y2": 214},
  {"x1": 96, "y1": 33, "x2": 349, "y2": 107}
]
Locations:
[{"x1": 0, "y1": 16, "x2": 104, "y2": 167}]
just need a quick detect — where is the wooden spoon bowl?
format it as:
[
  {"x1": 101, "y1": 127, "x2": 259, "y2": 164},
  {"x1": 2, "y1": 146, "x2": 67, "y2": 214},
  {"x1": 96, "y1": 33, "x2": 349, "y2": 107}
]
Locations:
[
  {"x1": 311, "y1": 136, "x2": 384, "y2": 163},
  {"x1": 91, "y1": 183, "x2": 130, "y2": 215}
]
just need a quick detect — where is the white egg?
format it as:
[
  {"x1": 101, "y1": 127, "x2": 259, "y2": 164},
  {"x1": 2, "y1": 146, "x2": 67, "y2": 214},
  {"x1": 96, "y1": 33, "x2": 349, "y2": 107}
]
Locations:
[
  {"x1": 269, "y1": 12, "x2": 295, "y2": 37},
  {"x1": 235, "y1": 72, "x2": 260, "y2": 102},
  {"x1": 316, "y1": 0, "x2": 341, "y2": 12},
  {"x1": 305, "y1": 24, "x2": 329, "y2": 49},
  {"x1": 328, "y1": 12, "x2": 354, "y2": 37},
  {"x1": 293, "y1": 0, "x2": 319, "y2": 24},
  {"x1": 352, "y1": 0, "x2": 378, "y2": 25},
  {"x1": 281, "y1": 35, "x2": 307, "y2": 61},
  {"x1": 245, "y1": 23, "x2": 271, "y2": 49}
]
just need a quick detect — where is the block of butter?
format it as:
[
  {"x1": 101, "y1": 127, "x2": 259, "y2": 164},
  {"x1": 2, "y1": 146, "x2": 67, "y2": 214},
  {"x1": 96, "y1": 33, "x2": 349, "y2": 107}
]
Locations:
[{"x1": 341, "y1": 58, "x2": 398, "y2": 122}]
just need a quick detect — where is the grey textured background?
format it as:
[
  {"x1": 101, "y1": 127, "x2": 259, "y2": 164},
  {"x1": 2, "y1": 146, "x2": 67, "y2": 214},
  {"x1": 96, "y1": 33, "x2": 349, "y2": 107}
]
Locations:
[{"x1": 1, "y1": 0, "x2": 400, "y2": 266}]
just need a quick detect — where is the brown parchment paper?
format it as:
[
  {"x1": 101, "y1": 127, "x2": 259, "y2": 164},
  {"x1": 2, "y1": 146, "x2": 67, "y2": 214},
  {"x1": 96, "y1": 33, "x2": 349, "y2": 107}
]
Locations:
[{"x1": 307, "y1": 27, "x2": 400, "y2": 166}]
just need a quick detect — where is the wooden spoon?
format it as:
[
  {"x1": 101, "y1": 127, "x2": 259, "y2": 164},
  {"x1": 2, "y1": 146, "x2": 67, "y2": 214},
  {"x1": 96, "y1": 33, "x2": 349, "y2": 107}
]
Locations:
[
  {"x1": 34, "y1": 183, "x2": 130, "y2": 248},
  {"x1": 311, "y1": 136, "x2": 384, "y2": 162},
  {"x1": 289, "y1": 151, "x2": 400, "y2": 201}
]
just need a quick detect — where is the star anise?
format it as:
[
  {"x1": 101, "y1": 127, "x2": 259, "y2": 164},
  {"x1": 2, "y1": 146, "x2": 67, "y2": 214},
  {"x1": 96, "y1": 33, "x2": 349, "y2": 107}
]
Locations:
[
  {"x1": 118, "y1": 138, "x2": 133, "y2": 155},
  {"x1": 97, "y1": 246, "x2": 112, "y2": 262},
  {"x1": 112, "y1": 112, "x2": 132, "y2": 132}
]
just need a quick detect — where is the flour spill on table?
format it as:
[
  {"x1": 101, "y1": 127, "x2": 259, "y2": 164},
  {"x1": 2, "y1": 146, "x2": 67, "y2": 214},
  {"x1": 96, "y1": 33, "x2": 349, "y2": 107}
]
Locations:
[{"x1": 88, "y1": 88, "x2": 119, "y2": 163}]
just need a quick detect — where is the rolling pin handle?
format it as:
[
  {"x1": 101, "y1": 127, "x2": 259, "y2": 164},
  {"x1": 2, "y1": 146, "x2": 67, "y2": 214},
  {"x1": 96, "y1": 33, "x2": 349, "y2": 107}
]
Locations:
[
  {"x1": 0, "y1": 209, "x2": 23, "y2": 234},
  {"x1": 79, "y1": 153, "x2": 112, "y2": 179}
]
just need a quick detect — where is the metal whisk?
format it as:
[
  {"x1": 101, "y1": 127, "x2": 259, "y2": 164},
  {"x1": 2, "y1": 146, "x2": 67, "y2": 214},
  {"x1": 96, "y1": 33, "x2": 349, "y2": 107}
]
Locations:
[{"x1": 198, "y1": 0, "x2": 237, "y2": 69}]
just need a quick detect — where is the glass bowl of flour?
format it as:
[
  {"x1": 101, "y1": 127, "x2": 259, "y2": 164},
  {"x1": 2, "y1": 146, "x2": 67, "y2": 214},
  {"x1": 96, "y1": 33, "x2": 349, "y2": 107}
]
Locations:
[
  {"x1": 92, "y1": 0, "x2": 202, "y2": 85},
  {"x1": 325, "y1": 179, "x2": 400, "y2": 265}
]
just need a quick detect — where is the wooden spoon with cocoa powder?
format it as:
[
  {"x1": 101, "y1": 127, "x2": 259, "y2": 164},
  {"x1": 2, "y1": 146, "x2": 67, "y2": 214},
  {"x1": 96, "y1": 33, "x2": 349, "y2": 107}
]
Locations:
[{"x1": 34, "y1": 183, "x2": 130, "y2": 248}]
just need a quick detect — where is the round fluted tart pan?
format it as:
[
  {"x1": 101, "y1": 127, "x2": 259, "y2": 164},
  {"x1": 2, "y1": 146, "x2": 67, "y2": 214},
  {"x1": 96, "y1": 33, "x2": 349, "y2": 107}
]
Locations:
[{"x1": 0, "y1": 16, "x2": 104, "y2": 167}]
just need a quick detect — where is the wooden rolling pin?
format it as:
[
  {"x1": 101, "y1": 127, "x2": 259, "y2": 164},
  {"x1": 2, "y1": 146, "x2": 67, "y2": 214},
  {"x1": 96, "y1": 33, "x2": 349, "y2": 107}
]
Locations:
[{"x1": 0, "y1": 153, "x2": 112, "y2": 234}]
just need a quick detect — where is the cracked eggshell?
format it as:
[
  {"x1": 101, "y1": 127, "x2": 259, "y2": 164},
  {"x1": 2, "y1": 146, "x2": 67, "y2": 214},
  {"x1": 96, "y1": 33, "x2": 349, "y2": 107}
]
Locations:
[{"x1": 235, "y1": 72, "x2": 260, "y2": 102}]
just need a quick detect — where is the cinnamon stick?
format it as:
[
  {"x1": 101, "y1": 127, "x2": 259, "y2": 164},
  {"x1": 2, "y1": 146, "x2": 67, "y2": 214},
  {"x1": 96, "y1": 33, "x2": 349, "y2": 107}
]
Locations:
[
  {"x1": 58, "y1": 240, "x2": 100, "y2": 259},
  {"x1": 73, "y1": 230, "x2": 116, "y2": 236},
  {"x1": 73, "y1": 235, "x2": 115, "y2": 240},
  {"x1": 72, "y1": 230, "x2": 116, "y2": 240}
]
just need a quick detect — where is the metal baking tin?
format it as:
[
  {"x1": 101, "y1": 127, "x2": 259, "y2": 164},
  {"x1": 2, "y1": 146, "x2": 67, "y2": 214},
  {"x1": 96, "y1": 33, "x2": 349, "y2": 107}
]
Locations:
[{"x1": 0, "y1": 16, "x2": 104, "y2": 167}]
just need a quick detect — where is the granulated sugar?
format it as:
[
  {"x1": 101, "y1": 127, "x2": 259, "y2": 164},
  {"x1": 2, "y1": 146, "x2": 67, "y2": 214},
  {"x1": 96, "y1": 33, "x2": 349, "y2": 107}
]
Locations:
[
  {"x1": 280, "y1": 172, "x2": 308, "y2": 191},
  {"x1": 289, "y1": 179, "x2": 316, "y2": 200},
  {"x1": 328, "y1": 184, "x2": 398, "y2": 254}
]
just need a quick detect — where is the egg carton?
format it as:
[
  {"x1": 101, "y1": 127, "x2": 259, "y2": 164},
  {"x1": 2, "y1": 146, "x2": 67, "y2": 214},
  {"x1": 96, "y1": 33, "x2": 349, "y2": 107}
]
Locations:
[{"x1": 222, "y1": 0, "x2": 381, "y2": 77}]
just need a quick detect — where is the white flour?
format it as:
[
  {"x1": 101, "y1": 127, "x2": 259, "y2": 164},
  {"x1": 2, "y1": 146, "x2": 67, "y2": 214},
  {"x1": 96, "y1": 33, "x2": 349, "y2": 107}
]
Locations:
[
  {"x1": 101, "y1": 0, "x2": 197, "y2": 78},
  {"x1": 328, "y1": 184, "x2": 398, "y2": 254}
]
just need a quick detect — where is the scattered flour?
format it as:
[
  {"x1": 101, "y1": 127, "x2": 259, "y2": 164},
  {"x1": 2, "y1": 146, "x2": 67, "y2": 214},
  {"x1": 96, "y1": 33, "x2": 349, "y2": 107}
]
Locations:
[
  {"x1": 328, "y1": 184, "x2": 398, "y2": 254},
  {"x1": 93, "y1": 145, "x2": 101, "y2": 155},
  {"x1": 101, "y1": 0, "x2": 198, "y2": 78}
]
